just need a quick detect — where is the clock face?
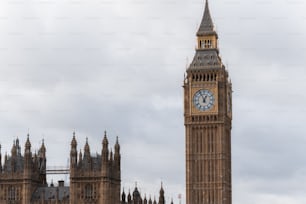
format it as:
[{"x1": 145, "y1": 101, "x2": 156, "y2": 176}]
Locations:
[{"x1": 193, "y1": 89, "x2": 215, "y2": 111}]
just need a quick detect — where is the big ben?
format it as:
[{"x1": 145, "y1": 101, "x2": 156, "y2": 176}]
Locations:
[{"x1": 184, "y1": 1, "x2": 232, "y2": 204}]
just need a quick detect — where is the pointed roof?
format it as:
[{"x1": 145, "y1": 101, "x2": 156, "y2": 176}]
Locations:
[
  {"x1": 103, "y1": 131, "x2": 109, "y2": 146},
  {"x1": 84, "y1": 137, "x2": 90, "y2": 154},
  {"x1": 115, "y1": 136, "x2": 120, "y2": 153},
  {"x1": 40, "y1": 139, "x2": 46, "y2": 151},
  {"x1": 25, "y1": 134, "x2": 31, "y2": 149},
  {"x1": 159, "y1": 182, "x2": 164, "y2": 195},
  {"x1": 197, "y1": 0, "x2": 216, "y2": 36},
  {"x1": 71, "y1": 132, "x2": 77, "y2": 147}
]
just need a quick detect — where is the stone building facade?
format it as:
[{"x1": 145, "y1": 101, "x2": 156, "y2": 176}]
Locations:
[
  {"x1": 184, "y1": 0, "x2": 232, "y2": 204},
  {"x1": 0, "y1": 132, "x2": 119, "y2": 204},
  {"x1": 0, "y1": 132, "x2": 169, "y2": 204},
  {"x1": 0, "y1": 136, "x2": 48, "y2": 204}
]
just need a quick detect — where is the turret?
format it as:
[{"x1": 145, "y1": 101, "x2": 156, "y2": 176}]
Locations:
[
  {"x1": 10, "y1": 140, "x2": 17, "y2": 172},
  {"x1": 23, "y1": 134, "x2": 33, "y2": 204},
  {"x1": 39, "y1": 139, "x2": 46, "y2": 158},
  {"x1": 11, "y1": 140, "x2": 17, "y2": 157},
  {"x1": 114, "y1": 136, "x2": 121, "y2": 178},
  {"x1": 102, "y1": 131, "x2": 109, "y2": 176},
  {"x1": 78, "y1": 149, "x2": 83, "y2": 168},
  {"x1": 24, "y1": 134, "x2": 32, "y2": 171},
  {"x1": 109, "y1": 149, "x2": 113, "y2": 173},
  {"x1": 127, "y1": 190, "x2": 132, "y2": 204},
  {"x1": 16, "y1": 137, "x2": 21, "y2": 156},
  {"x1": 132, "y1": 185, "x2": 142, "y2": 203},
  {"x1": 114, "y1": 137, "x2": 120, "y2": 161},
  {"x1": 38, "y1": 139, "x2": 47, "y2": 185},
  {"x1": 121, "y1": 189, "x2": 126, "y2": 203},
  {"x1": 144, "y1": 195, "x2": 148, "y2": 204},
  {"x1": 70, "y1": 132, "x2": 78, "y2": 169},
  {"x1": 83, "y1": 138, "x2": 92, "y2": 170},
  {"x1": 158, "y1": 183, "x2": 165, "y2": 204},
  {"x1": 84, "y1": 138, "x2": 90, "y2": 157},
  {"x1": 4, "y1": 153, "x2": 8, "y2": 171},
  {"x1": 102, "y1": 131, "x2": 109, "y2": 161}
]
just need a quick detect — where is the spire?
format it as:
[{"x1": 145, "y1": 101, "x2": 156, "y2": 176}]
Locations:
[
  {"x1": 70, "y1": 132, "x2": 78, "y2": 168},
  {"x1": 110, "y1": 149, "x2": 113, "y2": 161},
  {"x1": 197, "y1": 0, "x2": 216, "y2": 36},
  {"x1": 11, "y1": 140, "x2": 17, "y2": 157},
  {"x1": 144, "y1": 195, "x2": 148, "y2": 204},
  {"x1": 160, "y1": 182, "x2": 164, "y2": 194},
  {"x1": 84, "y1": 137, "x2": 90, "y2": 158},
  {"x1": 122, "y1": 189, "x2": 126, "y2": 202},
  {"x1": 114, "y1": 136, "x2": 120, "y2": 163},
  {"x1": 78, "y1": 149, "x2": 83, "y2": 167},
  {"x1": 132, "y1": 185, "x2": 142, "y2": 202},
  {"x1": 103, "y1": 131, "x2": 109, "y2": 147},
  {"x1": 158, "y1": 182, "x2": 165, "y2": 204},
  {"x1": 115, "y1": 136, "x2": 120, "y2": 153},
  {"x1": 25, "y1": 134, "x2": 31, "y2": 154},
  {"x1": 34, "y1": 152, "x2": 38, "y2": 167},
  {"x1": 83, "y1": 138, "x2": 92, "y2": 170},
  {"x1": 153, "y1": 197, "x2": 157, "y2": 204},
  {"x1": 188, "y1": 0, "x2": 221, "y2": 70},
  {"x1": 102, "y1": 131, "x2": 109, "y2": 163},
  {"x1": 16, "y1": 137, "x2": 21, "y2": 156},
  {"x1": 127, "y1": 190, "x2": 132, "y2": 203},
  {"x1": 71, "y1": 132, "x2": 77, "y2": 148},
  {"x1": 39, "y1": 139, "x2": 46, "y2": 157}
]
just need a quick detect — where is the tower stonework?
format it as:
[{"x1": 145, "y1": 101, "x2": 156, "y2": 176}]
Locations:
[
  {"x1": 184, "y1": 1, "x2": 232, "y2": 204},
  {"x1": 0, "y1": 136, "x2": 48, "y2": 204},
  {"x1": 0, "y1": 132, "x2": 121, "y2": 204},
  {"x1": 69, "y1": 131, "x2": 121, "y2": 204},
  {"x1": 0, "y1": 133, "x2": 169, "y2": 204}
]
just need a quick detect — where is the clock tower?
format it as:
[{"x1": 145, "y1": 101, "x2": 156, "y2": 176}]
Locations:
[{"x1": 184, "y1": 1, "x2": 232, "y2": 204}]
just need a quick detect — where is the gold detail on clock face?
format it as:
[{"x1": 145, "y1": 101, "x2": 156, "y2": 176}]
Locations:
[{"x1": 193, "y1": 89, "x2": 215, "y2": 111}]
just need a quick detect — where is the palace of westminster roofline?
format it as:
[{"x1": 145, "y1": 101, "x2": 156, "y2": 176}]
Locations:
[{"x1": 0, "y1": 132, "x2": 171, "y2": 204}]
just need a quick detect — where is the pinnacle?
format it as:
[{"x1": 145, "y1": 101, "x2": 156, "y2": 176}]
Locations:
[{"x1": 197, "y1": 0, "x2": 216, "y2": 36}]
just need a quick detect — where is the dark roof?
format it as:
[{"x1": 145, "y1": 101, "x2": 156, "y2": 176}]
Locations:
[
  {"x1": 188, "y1": 49, "x2": 222, "y2": 71},
  {"x1": 197, "y1": 0, "x2": 216, "y2": 36},
  {"x1": 80, "y1": 154, "x2": 102, "y2": 171},
  {"x1": 133, "y1": 187, "x2": 141, "y2": 198},
  {"x1": 32, "y1": 186, "x2": 70, "y2": 201},
  {"x1": 4, "y1": 156, "x2": 24, "y2": 172}
]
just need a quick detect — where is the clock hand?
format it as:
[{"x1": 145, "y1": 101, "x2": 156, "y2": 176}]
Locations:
[{"x1": 202, "y1": 95, "x2": 207, "y2": 103}]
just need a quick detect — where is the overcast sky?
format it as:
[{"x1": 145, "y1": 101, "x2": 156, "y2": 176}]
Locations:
[{"x1": 0, "y1": 0, "x2": 306, "y2": 203}]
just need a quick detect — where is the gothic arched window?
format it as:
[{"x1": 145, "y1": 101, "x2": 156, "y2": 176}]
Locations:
[
  {"x1": 84, "y1": 184, "x2": 93, "y2": 200},
  {"x1": 8, "y1": 186, "x2": 16, "y2": 200}
]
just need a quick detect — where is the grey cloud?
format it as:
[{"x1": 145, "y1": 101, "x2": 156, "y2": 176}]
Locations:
[{"x1": 0, "y1": 0, "x2": 306, "y2": 204}]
